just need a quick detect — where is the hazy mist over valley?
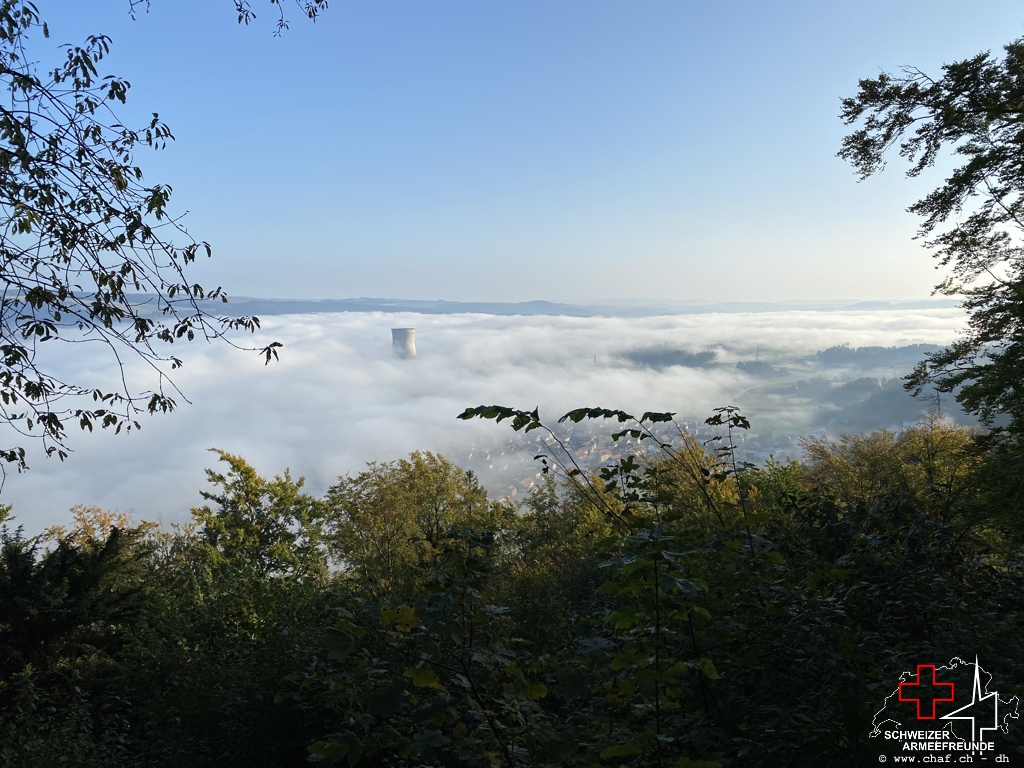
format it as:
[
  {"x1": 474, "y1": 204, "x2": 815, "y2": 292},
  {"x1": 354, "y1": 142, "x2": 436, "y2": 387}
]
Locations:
[{"x1": 9, "y1": 304, "x2": 963, "y2": 532}]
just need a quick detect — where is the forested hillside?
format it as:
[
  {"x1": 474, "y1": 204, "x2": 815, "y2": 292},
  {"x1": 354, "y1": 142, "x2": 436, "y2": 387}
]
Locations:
[{"x1": 2, "y1": 411, "x2": 1022, "y2": 767}]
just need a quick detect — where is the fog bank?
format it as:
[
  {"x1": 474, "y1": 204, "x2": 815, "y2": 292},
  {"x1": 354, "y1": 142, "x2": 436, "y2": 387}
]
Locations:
[{"x1": 4, "y1": 308, "x2": 962, "y2": 533}]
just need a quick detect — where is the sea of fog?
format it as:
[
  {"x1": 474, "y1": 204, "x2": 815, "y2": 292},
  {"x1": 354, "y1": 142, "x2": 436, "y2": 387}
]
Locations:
[{"x1": 6, "y1": 308, "x2": 963, "y2": 533}]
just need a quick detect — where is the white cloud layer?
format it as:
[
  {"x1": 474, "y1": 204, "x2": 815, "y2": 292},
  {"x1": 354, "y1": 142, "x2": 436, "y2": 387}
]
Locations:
[{"x1": 4, "y1": 308, "x2": 962, "y2": 534}]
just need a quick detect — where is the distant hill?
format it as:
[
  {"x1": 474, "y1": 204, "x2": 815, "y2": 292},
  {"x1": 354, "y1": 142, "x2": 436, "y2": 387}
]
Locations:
[
  {"x1": 736, "y1": 360, "x2": 790, "y2": 378},
  {"x1": 621, "y1": 348, "x2": 716, "y2": 369},
  {"x1": 815, "y1": 344, "x2": 944, "y2": 367},
  {"x1": 130, "y1": 295, "x2": 961, "y2": 319}
]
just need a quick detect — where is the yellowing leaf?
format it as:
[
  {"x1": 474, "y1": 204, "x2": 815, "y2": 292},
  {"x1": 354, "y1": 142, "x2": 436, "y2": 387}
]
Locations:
[
  {"x1": 601, "y1": 744, "x2": 641, "y2": 759},
  {"x1": 404, "y1": 666, "x2": 441, "y2": 689},
  {"x1": 382, "y1": 604, "x2": 421, "y2": 632},
  {"x1": 525, "y1": 682, "x2": 547, "y2": 700}
]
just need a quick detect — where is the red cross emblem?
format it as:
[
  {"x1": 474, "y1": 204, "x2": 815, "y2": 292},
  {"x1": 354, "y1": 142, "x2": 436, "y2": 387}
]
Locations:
[{"x1": 898, "y1": 664, "x2": 955, "y2": 719}]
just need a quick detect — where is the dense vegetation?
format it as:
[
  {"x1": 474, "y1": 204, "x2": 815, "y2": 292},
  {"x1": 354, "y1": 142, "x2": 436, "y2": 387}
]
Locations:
[{"x1": 2, "y1": 409, "x2": 1022, "y2": 767}]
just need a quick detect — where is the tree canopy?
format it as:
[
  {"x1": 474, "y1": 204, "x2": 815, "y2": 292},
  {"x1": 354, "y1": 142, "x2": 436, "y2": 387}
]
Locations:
[
  {"x1": 3, "y1": 411, "x2": 1023, "y2": 766},
  {"x1": 839, "y1": 38, "x2": 1024, "y2": 436},
  {"x1": 0, "y1": 0, "x2": 330, "y2": 472}
]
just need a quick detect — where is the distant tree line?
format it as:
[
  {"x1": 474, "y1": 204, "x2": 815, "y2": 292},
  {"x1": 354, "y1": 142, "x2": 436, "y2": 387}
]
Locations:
[
  {"x1": 620, "y1": 348, "x2": 717, "y2": 370},
  {"x1": 815, "y1": 345, "x2": 944, "y2": 367}
]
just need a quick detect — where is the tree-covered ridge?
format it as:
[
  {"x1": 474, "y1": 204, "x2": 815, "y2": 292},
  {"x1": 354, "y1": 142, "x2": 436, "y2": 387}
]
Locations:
[{"x1": 1, "y1": 410, "x2": 1022, "y2": 767}]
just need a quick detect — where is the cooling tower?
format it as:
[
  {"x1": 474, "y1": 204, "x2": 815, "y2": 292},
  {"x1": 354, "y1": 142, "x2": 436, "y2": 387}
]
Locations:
[{"x1": 391, "y1": 328, "x2": 417, "y2": 359}]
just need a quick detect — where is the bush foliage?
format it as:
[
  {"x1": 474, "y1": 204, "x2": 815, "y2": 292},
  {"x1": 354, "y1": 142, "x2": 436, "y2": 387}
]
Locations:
[{"x1": 1, "y1": 411, "x2": 1022, "y2": 767}]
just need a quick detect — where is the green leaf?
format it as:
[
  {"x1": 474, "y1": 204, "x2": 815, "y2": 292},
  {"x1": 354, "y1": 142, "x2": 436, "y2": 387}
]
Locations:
[
  {"x1": 382, "y1": 604, "x2": 420, "y2": 632},
  {"x1": 601, "y1": 743, "x2": 641, "y2": 759},
  {"x1": 525, "y1": 681, "x2": 547, "y2": 700},
  {"x1": 323, "y1": 627, "x2": 355, "y2": 659},
  {"x1": 697, "y1": 658, "x2": 719, "y2": 679},
  {"x1": 553, "y1": 668, "x2": 589, "y2": 701},
  {"x1": 404, "y1": 666, "x2": 441, "y2": 689},
  {"x1": 366, "y1": 681, "x2": 405, "y2": 716}
]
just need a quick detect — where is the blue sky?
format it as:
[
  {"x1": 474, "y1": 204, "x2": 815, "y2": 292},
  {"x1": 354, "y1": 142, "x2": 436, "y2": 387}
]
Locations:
[{"x1": 42, "y1": 0, "x2": 1024, "y2": 301}]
